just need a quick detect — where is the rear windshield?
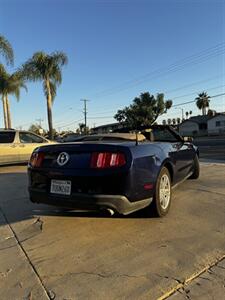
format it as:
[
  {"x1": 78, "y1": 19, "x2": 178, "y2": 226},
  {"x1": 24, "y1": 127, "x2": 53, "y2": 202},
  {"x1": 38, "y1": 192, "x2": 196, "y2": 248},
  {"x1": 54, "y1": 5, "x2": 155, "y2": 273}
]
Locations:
[{"x1": 0, "y1": 132, "x2": 16, "y2": 143}]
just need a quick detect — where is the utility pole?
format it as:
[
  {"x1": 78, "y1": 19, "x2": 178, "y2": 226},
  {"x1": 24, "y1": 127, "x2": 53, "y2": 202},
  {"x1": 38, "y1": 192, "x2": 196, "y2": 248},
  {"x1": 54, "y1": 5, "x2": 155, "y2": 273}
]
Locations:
[
  {"x1": 36, "y1": 118, "x2": 43, "y2": 128},
  {"x1": 80, "y1": 99, "x2": 90, "y2": 134},
  {"x1": 175, "y1": 108, "x2": 184, "y2": 121}
]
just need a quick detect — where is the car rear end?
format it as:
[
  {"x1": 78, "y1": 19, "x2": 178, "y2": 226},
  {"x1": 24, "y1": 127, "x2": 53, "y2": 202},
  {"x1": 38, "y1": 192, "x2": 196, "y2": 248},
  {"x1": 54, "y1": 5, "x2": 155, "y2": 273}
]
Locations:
[{"x1": 28, "y1": 142, "x2": 153, "y2": 214}]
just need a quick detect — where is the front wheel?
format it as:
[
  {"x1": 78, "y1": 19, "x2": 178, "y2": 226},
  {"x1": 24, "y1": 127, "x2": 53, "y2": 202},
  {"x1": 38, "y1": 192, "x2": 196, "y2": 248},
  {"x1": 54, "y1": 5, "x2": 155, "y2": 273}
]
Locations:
[{"x1": 150, "y1": 167, "x2": 172, "y2": 217}]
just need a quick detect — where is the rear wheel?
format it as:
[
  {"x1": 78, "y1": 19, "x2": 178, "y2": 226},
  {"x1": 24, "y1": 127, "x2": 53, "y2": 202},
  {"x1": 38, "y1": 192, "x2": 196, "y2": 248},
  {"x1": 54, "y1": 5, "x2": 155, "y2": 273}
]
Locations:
[
  {"x1": 150, "y1": 167, "x2": 172, "y2": 217},
  {"x1": 189, "y1": 155, "x2": 200, "y2": 179}
]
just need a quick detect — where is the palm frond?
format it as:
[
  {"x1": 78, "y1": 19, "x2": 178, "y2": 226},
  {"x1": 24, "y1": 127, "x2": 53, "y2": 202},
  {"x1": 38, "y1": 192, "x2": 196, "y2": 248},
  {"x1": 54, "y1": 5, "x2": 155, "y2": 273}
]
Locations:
[
  {"x1": 51, "y1": 51, "x2": 68, "y2": 66},
  {"x1": 0, "y1": 35, "x2": 14, "y2": 65},
  {"x1": 0, "y1": 63, "x2": 8, "y2": 78},
  {"x1": 13, "y1": 86, "x2": 20, "y2": 101},
  {"x1": 0, "y1": 68, "x2": 27, "y2": 101}
]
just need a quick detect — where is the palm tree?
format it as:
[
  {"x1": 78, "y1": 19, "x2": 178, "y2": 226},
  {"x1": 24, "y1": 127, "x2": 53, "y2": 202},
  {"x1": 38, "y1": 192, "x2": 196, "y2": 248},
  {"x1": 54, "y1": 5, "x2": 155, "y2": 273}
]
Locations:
[
  {"x1": 172, "y1": 118, "x2": 176, "y2": 125},
  {"x1": 167, "y1": 118, "x2": 172, "y2": 125},
  {"x1": 0, "y1": 65, "x2": 27, "y2": 128},
  {"x1": 189, "y1": 110, "x2": 192, "y2": 117},
  {"x1": 162, "y1": 119, "x2": 166, "y2": 125},
  {"x1": 195, "y1": 92, "x2": 210, "y2": 115},
  {"x1": 176, "y1": 117, "x2": 181, "y2": 124},
  {"x1": 21, "y1": 51, "x2": 68, "y2": 139},
  {"x1": 0, "y1": 35, "x2": 14, "y2": 65},
  {"x1": 185, "y1": 111, "x2": 189, "y2": 119},
  {"x1": 0, "y1": 64, "x2": 8, "y2": 128}
]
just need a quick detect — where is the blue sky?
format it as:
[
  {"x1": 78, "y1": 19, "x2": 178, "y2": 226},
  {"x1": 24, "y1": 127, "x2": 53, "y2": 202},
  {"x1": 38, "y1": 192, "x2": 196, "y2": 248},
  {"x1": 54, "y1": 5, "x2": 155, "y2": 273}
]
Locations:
[{"x1": 0, "y1": 0, "x2": 224, "y2": 130}]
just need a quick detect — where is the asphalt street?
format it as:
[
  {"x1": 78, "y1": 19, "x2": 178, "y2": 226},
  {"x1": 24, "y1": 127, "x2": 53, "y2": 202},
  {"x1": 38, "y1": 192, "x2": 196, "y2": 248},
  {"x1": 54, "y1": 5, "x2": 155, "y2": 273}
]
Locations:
[
  {"x1": 193, "y1": 136, "x2": 225, "y2": 161},
  {"x1": 0, "y1": 163, "x2": 225, "y2": 300}
]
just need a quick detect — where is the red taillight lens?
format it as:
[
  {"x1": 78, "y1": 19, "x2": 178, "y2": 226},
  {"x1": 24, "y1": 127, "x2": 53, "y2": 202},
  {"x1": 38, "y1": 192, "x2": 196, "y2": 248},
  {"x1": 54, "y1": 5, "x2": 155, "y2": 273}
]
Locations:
[
  {"x1": 90, "y1": 152, "x2": 126, "y2": 169},
  {"x1": 30, "y1": 152, "x2": 45, "y2": 167}
]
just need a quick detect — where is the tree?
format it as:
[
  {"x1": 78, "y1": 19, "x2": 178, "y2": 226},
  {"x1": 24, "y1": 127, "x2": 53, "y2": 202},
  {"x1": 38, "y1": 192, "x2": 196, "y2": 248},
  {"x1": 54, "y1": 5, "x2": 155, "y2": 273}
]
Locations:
[
  {"x1": 207, "y1": 109, "x2": 216, "y2": 117},
  {"x1": 77, "y1": 123, "x2": 89, "y2": 134},
  {"x1": 29, "y1": 123, "x2": 46, "y2": 135},
  {"x1": 167, "y1": 118, "x2": 172, "y2": 125},
  {"x1": 21, "y1": 51, "x2": 68, "y2": 139},
  {"x1": 172, "y1": 118, "x2": 176, "y2": 125},
  {"x1": 162, "y1": 119, "x2": 167, "y2": 125},
  {"x1": 176, "y1": 117, "x2": 181, "y2": 124},
  {"x1": 0, "y1": 35, "x2": 14, "y2": 65},
  {"x1": 189, "y1": 110, "x2": 192, "y2": 117},
  {"x1": 0, "y1": 65, "x2": 27, "y2": 128},
  {"x1": 114, "y1": 92, "x2": 172, "y2": 129},
  {"x1": 195, "y1": 92, "x2": 210, "y2": 115}
]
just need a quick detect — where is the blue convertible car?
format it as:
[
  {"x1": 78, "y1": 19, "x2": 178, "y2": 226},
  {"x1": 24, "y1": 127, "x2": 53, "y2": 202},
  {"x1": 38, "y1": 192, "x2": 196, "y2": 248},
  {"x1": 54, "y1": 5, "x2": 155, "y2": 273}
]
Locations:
[{"x1": 28, "y1": 126, "x2": 199, "y2": 217}]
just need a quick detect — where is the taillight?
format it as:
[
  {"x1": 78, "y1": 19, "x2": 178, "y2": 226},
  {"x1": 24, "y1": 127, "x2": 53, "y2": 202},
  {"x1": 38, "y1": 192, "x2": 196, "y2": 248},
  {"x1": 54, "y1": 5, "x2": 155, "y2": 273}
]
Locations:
[
  {"x1": 29, "y1": 152, "x2": 45, "y2": 167},
  {"x1": 90, "y1": 152, "x2": 126, "y2": 169}
]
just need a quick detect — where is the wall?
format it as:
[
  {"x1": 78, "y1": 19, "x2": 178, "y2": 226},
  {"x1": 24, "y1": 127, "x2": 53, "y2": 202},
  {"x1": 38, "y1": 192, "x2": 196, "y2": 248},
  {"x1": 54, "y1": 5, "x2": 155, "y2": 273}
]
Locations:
[
  {"x1": 179, "y1": 121, "x2": 199, "y2": 136},
  {"x1": 208, "y1": 115, "x2": 225, "y2": 135}
]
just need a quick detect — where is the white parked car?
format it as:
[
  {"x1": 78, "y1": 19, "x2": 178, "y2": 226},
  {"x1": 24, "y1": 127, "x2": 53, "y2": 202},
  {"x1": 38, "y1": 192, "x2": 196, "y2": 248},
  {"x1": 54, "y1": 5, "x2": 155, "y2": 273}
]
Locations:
[{"x1": 0, "y1": 129, "x2": 54, "y2": 165}]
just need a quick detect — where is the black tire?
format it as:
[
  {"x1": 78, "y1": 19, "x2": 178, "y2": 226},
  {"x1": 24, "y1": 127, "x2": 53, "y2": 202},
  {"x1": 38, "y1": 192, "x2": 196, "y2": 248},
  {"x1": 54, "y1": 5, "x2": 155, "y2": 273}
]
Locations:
[
  {"x1": 189, "y1": 155, "x2": 200, "y2": 179},
  {"x1": 149, "y1": 167, "x2": 172, "y2": 217}
]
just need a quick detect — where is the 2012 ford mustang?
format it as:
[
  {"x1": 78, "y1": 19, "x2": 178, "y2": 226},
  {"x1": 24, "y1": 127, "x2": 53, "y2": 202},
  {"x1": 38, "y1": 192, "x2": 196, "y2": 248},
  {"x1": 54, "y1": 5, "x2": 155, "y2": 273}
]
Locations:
[{"x1": 28, "y1": 126, "x2": 200, "y2": 217}]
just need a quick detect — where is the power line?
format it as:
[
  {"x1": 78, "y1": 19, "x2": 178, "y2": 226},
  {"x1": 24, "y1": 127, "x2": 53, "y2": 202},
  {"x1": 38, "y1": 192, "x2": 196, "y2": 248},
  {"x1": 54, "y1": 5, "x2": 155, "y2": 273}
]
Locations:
[
  {"x1": 88, "y1": 116, "x2": 114, "y2": 119},
  {"x1": 91, "y1": 91, "x2": 225, "y2": 126},
  {"x1": 172, "y1": 84, "x2": 225, "y2": 100},
  {"x1": 86, "y1": 74, "x2": 224, "y2": 113},
  {"x1": 90, "y1": 42, "x2": 225, "y2": 98},
  {"x1": 53, "y1": 84, "x2": 225, "y2": 129},
  {"x1": 88, "y1": 83, "x2": 225, "y2": 116},
  {"x1": 87, "y1": 92, "x2": 225, "y2": 121},
  {"x1": 59, "y1": 118, "x2": 84, "y2": 129},
  {"x1": 211, "y1": 92, "x2": 225, "y2": 98},
  {"x1": 165, "y1": 75, "x2": 223, "y2": 95},
  {"x1": 53, "y1": 73, "x2": 224, "y2": 122},
  {"x1": 172, "y1": 92, "x2": 225, "y2": 108},
  {"x1": 57, "y1": 90, "x2": 225, "y2": 128}
]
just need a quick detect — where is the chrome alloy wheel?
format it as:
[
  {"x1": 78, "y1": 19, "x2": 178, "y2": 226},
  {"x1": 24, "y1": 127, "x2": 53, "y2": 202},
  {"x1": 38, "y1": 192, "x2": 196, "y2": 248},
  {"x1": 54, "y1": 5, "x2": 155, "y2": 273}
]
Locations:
[{"x1": 159, "y1": 174, "x2": 171, "y2": 210}]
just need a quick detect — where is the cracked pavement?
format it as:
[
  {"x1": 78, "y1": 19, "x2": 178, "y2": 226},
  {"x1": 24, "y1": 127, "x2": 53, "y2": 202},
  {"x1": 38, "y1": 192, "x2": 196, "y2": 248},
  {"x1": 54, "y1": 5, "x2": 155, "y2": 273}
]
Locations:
[
  {"x1": 169, "y1": 256, "x2": 225, "y2": 300},
  {"x1": 0, "y1": 163, "x2": 225, "y2": 299}
]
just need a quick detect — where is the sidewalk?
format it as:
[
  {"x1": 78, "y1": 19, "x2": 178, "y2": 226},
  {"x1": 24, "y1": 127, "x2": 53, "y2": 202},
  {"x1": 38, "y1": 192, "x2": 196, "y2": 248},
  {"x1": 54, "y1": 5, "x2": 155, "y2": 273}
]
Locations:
[
  {"x1": 165, "y1": 256, "x2": 225, "y2": 300},
  {"x1": 0, "y1": 208, "x2": 49, "y2": 300}
]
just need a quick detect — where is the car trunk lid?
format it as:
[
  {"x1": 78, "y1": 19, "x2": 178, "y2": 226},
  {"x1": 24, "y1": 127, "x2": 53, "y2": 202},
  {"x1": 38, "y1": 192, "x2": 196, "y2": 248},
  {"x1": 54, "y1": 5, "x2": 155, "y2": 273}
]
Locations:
[{"x1": 30, "y1": 142, "x2": 132, "y2": 170}]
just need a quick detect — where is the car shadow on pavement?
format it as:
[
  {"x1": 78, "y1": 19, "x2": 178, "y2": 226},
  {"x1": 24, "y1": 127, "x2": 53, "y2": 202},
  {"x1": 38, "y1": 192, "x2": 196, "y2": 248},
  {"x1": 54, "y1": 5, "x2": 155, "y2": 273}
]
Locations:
[
  {"x1": 30, "y1": 206, "x2": 154, "y2": 219},
  {"x1": 0, "y1": 170, "x2": 158, "y2": 229}
]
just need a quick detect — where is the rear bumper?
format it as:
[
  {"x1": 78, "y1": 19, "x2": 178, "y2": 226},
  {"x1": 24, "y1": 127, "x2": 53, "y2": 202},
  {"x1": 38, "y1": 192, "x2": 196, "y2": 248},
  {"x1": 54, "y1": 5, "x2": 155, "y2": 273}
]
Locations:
[{"x1": 29, "y1": 188, "x2": 152, "y2": 215}]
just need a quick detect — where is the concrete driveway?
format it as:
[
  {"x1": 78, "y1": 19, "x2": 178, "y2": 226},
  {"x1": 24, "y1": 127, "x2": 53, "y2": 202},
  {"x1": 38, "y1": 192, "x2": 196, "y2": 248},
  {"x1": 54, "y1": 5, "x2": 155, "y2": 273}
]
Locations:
[{"x1": 0, "y1": 163, "x2": 224, "y2": 300}]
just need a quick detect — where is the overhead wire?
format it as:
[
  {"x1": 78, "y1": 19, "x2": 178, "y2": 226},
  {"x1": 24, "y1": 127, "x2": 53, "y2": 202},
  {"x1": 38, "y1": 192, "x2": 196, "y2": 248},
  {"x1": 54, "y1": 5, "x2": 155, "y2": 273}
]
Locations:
[
  {"x1": 172, "y1": 92, "x2": 225, "y2": 108},
  {"x1": 87, "y1": 74, "x2": 224, "y2": 113},
  {"x1": 25, "y1": 42, "x2": 225, "y2": 130},
  {"x1": 89, "y1": 42, "x2": 225, "y2": 98}
]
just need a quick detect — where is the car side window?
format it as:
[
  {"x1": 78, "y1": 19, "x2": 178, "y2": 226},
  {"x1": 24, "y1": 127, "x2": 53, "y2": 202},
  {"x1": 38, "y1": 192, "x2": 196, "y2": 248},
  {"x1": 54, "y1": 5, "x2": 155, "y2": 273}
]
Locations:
[
  {"x1": 0, "y1": 132, "x2": 16, "y2": 143},
  {"x1": 153, "y1": 128, "x2": 179, "y2": 142},
  {"x1": 19, "y1": 132, "x2": 45, "y2": 144}
]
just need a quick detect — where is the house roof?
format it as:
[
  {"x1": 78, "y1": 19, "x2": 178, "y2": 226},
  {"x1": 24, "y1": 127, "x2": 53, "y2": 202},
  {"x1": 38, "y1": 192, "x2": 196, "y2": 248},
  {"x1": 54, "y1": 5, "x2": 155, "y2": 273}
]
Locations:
[
  {"x1": 181, "y1": 115, "x2": 211, "y2": 125},
  {"x1": 207, "y1": 113, "x2": 225, "y2": 121}
]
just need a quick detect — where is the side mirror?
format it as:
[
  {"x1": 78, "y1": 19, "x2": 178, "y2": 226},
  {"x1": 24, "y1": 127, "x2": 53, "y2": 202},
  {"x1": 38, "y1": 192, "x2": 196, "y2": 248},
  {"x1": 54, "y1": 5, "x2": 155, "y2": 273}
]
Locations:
[{"x1": 183, "y1": 136, "x2": 193, "y2": 142}]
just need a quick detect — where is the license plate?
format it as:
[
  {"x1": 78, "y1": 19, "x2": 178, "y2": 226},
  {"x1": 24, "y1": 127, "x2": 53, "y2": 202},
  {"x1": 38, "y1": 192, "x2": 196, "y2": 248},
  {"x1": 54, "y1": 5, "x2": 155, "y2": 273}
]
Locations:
[{"x1": 50, "y1": 180, "x2": 71, "y2": 195}]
